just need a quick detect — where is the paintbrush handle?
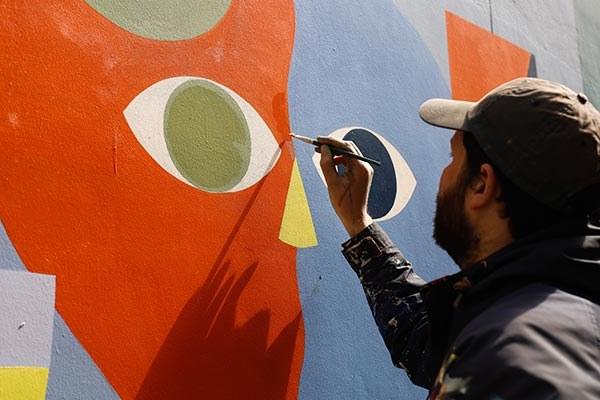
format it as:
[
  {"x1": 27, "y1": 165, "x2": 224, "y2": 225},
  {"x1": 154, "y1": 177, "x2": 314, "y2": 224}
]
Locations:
[
  {"x1": 291, "y1": 133, "x2": 381, "y2": 166},
  {"x1": 329, "y1": 147, "x2": 381, "y2": 166}
]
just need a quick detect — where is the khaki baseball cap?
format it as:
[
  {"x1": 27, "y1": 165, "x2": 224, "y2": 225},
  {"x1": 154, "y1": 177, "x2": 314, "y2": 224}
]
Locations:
[{"x1": 419, "y1": 78, "x2": 600, "y2": 213}]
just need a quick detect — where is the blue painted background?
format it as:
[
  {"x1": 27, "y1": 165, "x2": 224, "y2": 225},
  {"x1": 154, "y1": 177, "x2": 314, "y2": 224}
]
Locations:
[{"x1": 288, "y1": 0, "x2": 455, "y2": 398}]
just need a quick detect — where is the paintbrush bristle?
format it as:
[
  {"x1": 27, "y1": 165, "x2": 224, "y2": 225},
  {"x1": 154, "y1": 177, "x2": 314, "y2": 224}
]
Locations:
[{"x1": 290, "y1": 133, "x2": 314, "y2": 142}]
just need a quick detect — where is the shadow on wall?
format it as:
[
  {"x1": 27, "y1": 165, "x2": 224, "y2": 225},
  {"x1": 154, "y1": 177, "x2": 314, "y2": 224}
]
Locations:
[
  {"x1": 135, "y1": 176, "x2": 302, "y2": 399},
  {"x1": 136, "y1": 260, "x2": 302, "y2": 399}
]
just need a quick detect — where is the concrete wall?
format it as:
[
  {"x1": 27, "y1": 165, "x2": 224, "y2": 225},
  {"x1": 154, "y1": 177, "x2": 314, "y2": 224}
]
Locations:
[{"x1": 1, "y1": 1, "x2": 598, "y2": 398}]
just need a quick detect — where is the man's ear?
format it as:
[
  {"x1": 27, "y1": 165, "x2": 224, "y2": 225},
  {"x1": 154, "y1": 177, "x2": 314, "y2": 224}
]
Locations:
[{"x1": 467, "y1": 163, "x2": 500, "y2": 209}]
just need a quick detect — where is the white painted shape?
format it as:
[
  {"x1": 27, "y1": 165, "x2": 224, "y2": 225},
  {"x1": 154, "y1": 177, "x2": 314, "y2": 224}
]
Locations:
[
  {"x1": 367, "y1": 130, "x2": 417, "y2": 222},
  {"x1": 490, "y1": 0, "x2": 583, "y2": 91},
  {"x1": 123, "y1": 76, "x2": 191, "y2": 184},
  {"x1": 311, "y1": 127, "x2": 416, "y2": 221},
  {"x1": 447, "y1": 0, "x2": 492, "y2": 30},
  {"x1": 124, "y1": 76, "x2": 280, "y2": 193},
  {"x1": 0, "y1": 270, "x2": 55, "y2": 367},
  {"x1": 224, "y1": 85, "x2": 281, "y2": 192}
]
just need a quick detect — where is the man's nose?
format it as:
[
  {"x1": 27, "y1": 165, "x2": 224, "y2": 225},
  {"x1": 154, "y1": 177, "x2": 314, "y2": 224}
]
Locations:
[{"x1": 279, "y1": 159, "x2": 317, "y2": 248}]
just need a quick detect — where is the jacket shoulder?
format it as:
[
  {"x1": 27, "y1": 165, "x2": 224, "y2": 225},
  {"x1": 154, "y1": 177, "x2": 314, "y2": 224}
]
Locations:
[{"x1": 436, "y1": 283, "x2": 600, "y2": 399}]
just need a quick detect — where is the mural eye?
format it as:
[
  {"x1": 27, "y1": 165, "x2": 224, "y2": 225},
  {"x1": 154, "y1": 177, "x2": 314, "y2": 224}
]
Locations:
[
  {"x1": 124, "y1": 77, "x2": 280, "y2": 193},
  {"x1": 313, "y1": 127, "x2": 416, "y2": 221}
]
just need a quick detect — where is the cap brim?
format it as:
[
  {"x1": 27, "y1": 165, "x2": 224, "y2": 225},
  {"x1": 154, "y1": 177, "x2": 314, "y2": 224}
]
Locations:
[{"x1": 419, "y1": 98, "x2": 475, "y2": 131}]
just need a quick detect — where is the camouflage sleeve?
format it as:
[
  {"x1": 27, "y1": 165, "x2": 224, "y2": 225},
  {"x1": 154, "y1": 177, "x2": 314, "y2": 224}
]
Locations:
[{"x1": 342, "y1": 223, "x2": 437, "y2": 388}]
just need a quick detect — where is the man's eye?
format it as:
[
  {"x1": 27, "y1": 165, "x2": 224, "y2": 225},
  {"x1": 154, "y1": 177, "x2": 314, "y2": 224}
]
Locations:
[{"x1": 124, "y1": 77, "x2": 280, "y2": 193}]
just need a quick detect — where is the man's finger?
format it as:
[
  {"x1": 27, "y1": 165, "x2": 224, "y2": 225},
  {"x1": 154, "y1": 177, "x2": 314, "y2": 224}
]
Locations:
[
  {"x1": 319, "y1": 144, "x2": 341, "y2": 186},
  {"x1": 317, "y1": 136, "x2": 356, "y2": 154},
  {"x1": 348, "y1": 141, "x2": 365, "y2": 157}
]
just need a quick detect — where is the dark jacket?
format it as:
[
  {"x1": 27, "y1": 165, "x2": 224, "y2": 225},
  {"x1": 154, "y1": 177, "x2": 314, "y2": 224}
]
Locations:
[{"x1": 341, "y1": 216, "x2": 600, "y2": 399}]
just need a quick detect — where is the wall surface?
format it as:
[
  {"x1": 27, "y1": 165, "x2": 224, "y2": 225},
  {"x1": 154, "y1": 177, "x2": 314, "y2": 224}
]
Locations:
[{"x1": 1, "y1": 1, "x2": 598, "y2": 399}]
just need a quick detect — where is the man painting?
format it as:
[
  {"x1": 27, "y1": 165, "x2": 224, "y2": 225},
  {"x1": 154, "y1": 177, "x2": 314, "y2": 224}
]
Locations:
[{"x1": 318, "y1": 78, "x2": 600, "y2": 399}]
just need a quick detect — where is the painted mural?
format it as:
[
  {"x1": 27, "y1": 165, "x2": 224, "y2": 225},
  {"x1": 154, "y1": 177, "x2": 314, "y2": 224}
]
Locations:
[
  {"x1": 1, "y1": 1, "x2": 598, "y2": 399},
  {"x1": 2, "y1": 2, "x2": 304, "y2": 399}
]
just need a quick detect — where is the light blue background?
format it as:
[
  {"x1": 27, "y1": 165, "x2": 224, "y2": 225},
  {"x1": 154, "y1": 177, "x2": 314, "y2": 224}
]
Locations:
[{"x1": 288, "y1": 0, "x2": 456, "y2": 398}]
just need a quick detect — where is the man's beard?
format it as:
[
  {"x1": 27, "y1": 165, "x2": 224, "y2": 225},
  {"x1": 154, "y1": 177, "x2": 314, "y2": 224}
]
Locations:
[{"x1": 433, "y1": 174, "x2": 480, "y2": 267}]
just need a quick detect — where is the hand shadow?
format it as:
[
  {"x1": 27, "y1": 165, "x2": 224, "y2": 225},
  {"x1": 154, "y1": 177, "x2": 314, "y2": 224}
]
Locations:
[
  {"x1": 136, "y1": 167, "x2": 302, "y2": 400},
  {"x1": 135, "y1": 260, "x2": 302, "y2": 400}
]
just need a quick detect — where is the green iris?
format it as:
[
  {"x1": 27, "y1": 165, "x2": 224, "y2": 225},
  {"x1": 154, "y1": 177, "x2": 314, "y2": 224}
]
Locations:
[{"x1": 164, "y1": 80, "x2": 251, "y2": 192}]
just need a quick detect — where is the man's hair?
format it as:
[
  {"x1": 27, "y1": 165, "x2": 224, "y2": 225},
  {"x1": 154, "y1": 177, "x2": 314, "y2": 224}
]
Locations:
[{"x1": 461, "y1": 132, "x2": 573, "y2": 239}]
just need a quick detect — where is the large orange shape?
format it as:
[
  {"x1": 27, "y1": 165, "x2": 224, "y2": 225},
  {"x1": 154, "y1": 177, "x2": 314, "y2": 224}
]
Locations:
[
  {"x1": 0, "y1": 1, "x2": 303, "y2": 398},
  {"x1": 446, "y1": 11, "x2": 533, "y2": 100}
]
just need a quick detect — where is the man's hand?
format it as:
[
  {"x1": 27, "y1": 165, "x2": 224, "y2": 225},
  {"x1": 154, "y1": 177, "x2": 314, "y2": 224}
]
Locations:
[{"x1": 317, "y1": 136, "x2": 374, "y2": 237}]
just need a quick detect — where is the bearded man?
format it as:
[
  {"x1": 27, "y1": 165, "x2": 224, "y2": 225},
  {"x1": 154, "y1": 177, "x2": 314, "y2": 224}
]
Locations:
[{"x1": 317, "y1": 78, "x2": 600, "y2": 399}]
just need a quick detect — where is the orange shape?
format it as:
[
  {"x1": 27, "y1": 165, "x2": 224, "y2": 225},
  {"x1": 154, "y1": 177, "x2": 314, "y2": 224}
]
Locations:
[
  {"x1": 1, "y1": 1, "x2": 303, "y2": 399},
  {"x1": 446, "y1": 11, "x2": 534, "y2": 100}
]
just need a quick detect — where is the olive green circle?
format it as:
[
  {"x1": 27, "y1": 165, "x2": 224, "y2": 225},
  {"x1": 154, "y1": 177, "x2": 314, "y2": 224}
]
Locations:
[
  {"x1": 85, "y1": 0, "x2": 232, "y2": 41},
  {"x1": 164, "y1": 80, "x2": 250, "y2": 192}
]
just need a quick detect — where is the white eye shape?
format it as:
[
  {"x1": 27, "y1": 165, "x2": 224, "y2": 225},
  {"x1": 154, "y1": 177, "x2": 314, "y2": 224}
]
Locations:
[
  {"x1": 312, "y1": 127, "x2": 416, "y2": 221},
  {"x1": 124, "y1": 77, "x2": 280, "y2": 193}
]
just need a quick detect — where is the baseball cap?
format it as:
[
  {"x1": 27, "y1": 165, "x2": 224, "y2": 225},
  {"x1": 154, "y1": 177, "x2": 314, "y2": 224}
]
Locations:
[{"x1": 419, "y1": 77, "x2": 600, "y2": 213}]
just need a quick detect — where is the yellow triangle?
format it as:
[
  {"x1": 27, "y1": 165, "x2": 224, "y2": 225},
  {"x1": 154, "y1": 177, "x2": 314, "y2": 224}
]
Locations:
[
  {"x1": 0, "y1": 367, "x2": 49, "y2": 399},
  {"x1": 279, "y1": 159, "x2": 318, "y2": 248}
]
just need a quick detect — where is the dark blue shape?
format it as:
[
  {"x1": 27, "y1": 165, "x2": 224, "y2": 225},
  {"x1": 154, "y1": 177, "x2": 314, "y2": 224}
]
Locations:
[{"x1": 344, "y1": 128, "x2": 397, "y2": 219}]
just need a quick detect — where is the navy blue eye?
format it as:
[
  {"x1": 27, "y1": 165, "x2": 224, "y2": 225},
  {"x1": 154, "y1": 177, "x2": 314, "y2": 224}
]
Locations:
[
  {"x1": 313, "y1": 127, "x2": 416, "y2": 221},
  {"x1": 343, "y1": 128, "x2": 397, "y2": 219}
]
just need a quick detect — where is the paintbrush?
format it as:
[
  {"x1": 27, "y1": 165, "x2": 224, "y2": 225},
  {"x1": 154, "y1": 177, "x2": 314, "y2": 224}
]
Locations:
[{"x1": 290, "y1": 133, "x2": 381, "y2": 166}]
